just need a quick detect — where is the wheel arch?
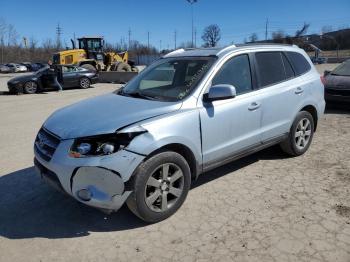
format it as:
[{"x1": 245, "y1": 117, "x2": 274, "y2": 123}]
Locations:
[
  {"x1": 144, "y1": 143, "x2": 200, "y2": 181},
  {"x1": 300, "y1": 105, "x2": 318, "y2": 131}
]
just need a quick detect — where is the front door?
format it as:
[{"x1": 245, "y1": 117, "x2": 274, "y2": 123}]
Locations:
[{"x1": 199, "y1": 54, "x2": 262, "y2": 168}]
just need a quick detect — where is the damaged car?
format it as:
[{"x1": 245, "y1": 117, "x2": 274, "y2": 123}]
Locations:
[{"x1": 34, "y1": 44, "x2": 325, "y2": 222}]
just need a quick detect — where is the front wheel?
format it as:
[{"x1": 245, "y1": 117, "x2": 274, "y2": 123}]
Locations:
[
  {"x1": 23, "y1": 81, "x2": 38, "y2": 94},
  {"x1": 79, "y1": 77, "x2": 90, "y2": 89},
  {"x1": 126, "y1": 151, "x2": 191, "y2": 223},
  {"x1": 280, "y1": 111, "x2": 314, "y2": 156}
]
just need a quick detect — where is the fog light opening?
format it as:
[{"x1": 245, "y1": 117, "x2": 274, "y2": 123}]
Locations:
[{"x1": 77, "y1": 189, "x2": 92, "y2": 201}]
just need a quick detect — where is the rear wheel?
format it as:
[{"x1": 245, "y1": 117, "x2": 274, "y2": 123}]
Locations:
[
  {"x1": 23, "y1": 81, "x2": 38, "y2": 94},
  {"x1": 280, "y1": 111, "x2": 314, "y2": 156},
  {"x1": 79, "y1": 77, "x2": 90, "y2": 89},
  {"x1": 81, "y1": 64, "x2": 96, "y2": 72},
  {"x1": 127, "y1": 151, "x2": 191, "y2": 223}
]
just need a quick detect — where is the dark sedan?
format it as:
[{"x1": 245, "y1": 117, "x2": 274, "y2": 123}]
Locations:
[
  {"x1": 323, "y1": 60, "x2": 350, "y2": 103},
  {"x1": 7, "y1": 65, "x2": 99, "y2": 94}
]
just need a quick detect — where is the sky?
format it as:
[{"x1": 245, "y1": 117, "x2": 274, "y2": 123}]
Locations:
[{"x1": 1, "y1": 0, "x2": 349, "y2": 50}]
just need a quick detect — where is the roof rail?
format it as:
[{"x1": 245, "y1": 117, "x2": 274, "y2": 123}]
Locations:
[
  {"x1": 163, "y1": 48, "x2": 185, "y2": 58},
  {"x1": 235, "y1": 43, "x2": 294, "y2": 47},
  {"x1": 216, "y1": 44, "x2": 237, "y2": 56}
]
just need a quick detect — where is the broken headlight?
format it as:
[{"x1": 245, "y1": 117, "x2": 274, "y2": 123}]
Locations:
[{"x1": 69, "y1": 128, "x2": 146, "y2": 158}]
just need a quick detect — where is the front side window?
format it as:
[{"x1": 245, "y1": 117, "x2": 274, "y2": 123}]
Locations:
[
  {"x1": 118, "y1": 57, "x2": 215, "y2": 101},
  {"x1": 212, "y1": 54, "x2": 252, "y2": 95}
]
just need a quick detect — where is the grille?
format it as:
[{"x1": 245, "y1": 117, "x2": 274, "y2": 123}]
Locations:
[
  {"x1": 325, "y1": 88, "x2": 350, "y2": 97},
  {"x1": 34, "y1": 128, "x2": 60, "y2": 161}
]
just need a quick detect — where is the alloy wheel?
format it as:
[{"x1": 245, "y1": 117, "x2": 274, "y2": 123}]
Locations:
[
  {"x1": 144, "y1": 163, "x2": 184, "y2": 212},
  {"x1": 295, "y1": 118, "x2": 312, "y2": 150},
  {"x1": 80, "y1": 78, "x2": 90, "y2": 88},
  {"x1": 24, "y1": 81, "x2": 37, "y2": 93}
]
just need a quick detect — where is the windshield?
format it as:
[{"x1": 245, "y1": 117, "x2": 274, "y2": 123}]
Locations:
[
  {"x1": 332, "y1": 60, "x2": 350, "y2": 76},
  {"x1": 117, "y1": 57, "x2": 215, "y2": 101}
]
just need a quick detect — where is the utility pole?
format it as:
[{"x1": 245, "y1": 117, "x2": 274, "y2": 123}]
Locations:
[
  {"x1": 128, "y1": 28, "x2": 131, "y2": 50},
  {"x1": 186, "y1": 0, "x2": 198, "y2": 47},
  {"x1": 56, "y1": 23, "x2": 62, "y2": 50},
  {"x1": 174, "y1": 30, "x2": 177, "y2": 49},
  {"x1": 147, "y1": 31, "x2": 150, "y2": 49},
  {"x1": 159, "y1": 40, "x2": 162, "y2": 53},
  {"x1": 265, "y1": 18, "x2": 269, "y2": 41},
  {"x1": 194, "y1": 28, "x2": 197, "y2": 47}
]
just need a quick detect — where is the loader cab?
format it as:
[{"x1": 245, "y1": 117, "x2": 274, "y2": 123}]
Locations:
[{"x1": 78, "y1": 37, "x2": 105, "y2": 62}]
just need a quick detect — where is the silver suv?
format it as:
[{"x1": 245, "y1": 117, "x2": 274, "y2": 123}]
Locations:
[{"x1": 34, "y1": 44, "x2": 325, "y2": 222}]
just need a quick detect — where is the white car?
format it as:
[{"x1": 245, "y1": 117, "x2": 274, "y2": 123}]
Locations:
[
  {"x1": 6, "y1": 63, "x2": 27, "y2": 72},
  {"x1": 34, "y1": 44, "x2": 325, "y2": 222}
]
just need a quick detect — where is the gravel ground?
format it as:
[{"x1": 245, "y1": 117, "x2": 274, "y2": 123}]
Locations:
[{"x1": 0, "y1": 65, "x2": 349, "y2": 262}]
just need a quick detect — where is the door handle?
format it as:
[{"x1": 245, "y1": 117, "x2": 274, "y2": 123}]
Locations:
[
  {"x1": 248, "y1": 102, "x2": 261, "y2": 111},
  {"x1": 295, "y1": 87, "x2": 304, "y2": 94}
]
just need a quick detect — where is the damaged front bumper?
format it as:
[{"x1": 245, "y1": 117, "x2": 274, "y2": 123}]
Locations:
[{"x1": 34, "y1": 137, "x2": 145, "y2": 212}]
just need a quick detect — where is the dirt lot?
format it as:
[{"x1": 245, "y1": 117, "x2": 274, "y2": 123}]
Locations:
[{"x1": 0, "y1": 65, "x2": 349, "y2": 262}]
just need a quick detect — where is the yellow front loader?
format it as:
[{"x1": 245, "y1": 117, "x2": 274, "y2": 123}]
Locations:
[{"x1": 52, "y1": 36, "x2": 137, "y2": 72}]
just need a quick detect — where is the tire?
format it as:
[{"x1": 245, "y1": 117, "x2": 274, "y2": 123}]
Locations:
[
  {"x1": 23, "y1": 81, "x2": 38, "y2": 94},
  {"x1": 126, "y1": 151, "x2": 191, "y2": 223},
  {"x1": 116, "y1": 62, "x2": 132, "y2": 72},
  {"x1": 280, "y1": 111, "x2": 314, "y2": 156},
  {"x1": 79, "y1": 77, "x2": 90, "y2": 89},
  {"x1": 81, "y1": 64, "x2": 96, "y2": 72}
]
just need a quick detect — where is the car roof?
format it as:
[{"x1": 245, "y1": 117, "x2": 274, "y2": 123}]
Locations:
[{"x1": 163, "y1": 43, "x2": 302, "y2": 59}]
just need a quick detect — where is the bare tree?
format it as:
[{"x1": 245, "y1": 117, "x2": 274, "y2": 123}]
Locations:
[
  {"x1": 272, "y1": 30, "x2": 285, "y2": 43},
  {"x1": 249, "y1": 33, "x2": 258, "y2": 43},
  {"x1": 295, "y1": 23, "x2": 310, "y2": 37},
  {"x1": 201, "y1": 24, "x2": 221, "y2": 47},
  {"x1": 7, "y1": 24, "x2": 18, "y2": 46}
]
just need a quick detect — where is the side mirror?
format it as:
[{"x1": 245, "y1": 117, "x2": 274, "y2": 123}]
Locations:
[
  {"x1": 324, "y1": 70, "x2": 331, "y2": 76},
  {"x1": 203, "y1": 84, "x2": 236, "y2": 102}
]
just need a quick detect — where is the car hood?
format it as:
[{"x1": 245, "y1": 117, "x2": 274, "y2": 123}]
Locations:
[
  {"x1": 325, "y1": 74, "x2": 350, "y2": 88},
  {"x1": 43, "y1": 93, "x2": 182, "y2": 139},
  {"x1": 8, "y1": 74, "x2": 36, "y2": 83}
]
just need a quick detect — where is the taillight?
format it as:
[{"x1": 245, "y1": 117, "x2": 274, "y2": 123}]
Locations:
[{"x1": 320, "y1": 75, "x2": 326, "y2": 86}]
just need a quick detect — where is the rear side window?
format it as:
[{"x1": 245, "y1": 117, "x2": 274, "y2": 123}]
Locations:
[
  {"x1": 212, "y1": 54, "x2": 252, "y2": 95},
  {"x1": 285, "y1": 51, "x2": 311, "y2": 76},
  {"x1": 281, "y1": 53, "x2": 295, "y2": 79},
  {"x1": 255, "y1": 52, "x2": 286, "y2": 87}
]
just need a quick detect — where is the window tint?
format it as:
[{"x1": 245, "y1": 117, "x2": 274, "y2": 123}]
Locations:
[
  {"x1": 281, "y1": 53, "x2": 295, "y2": 79},
  {"x1": 256, "y1": 52, "x2": 286, "y2": 87},
  {"x1": 212, "y1": 54, "x2": 252, "y2": 95},
  {"x1": 285, "y1": 51, "x2": 311, "y2": 76}
]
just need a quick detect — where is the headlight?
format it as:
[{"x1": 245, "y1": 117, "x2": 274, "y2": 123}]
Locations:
[{"x1": 69, "y1": 128, "x2": 146, "y2": 158}]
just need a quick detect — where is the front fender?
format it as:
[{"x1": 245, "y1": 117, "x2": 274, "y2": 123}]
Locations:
[{"x1": 124, "y1": 109, "x2": 202, "y2": 165}]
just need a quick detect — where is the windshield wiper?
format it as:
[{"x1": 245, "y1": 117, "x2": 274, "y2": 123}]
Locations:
[{"x1": 118, "y1": 90, "x2": 157, "y2": 100}]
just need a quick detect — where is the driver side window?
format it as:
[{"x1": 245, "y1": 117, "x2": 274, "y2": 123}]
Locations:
[{"x1": 212, "y1": 54, "x2": 252, "y2": 95}]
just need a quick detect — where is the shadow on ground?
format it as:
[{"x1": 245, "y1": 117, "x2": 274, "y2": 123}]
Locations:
[{"x1": 0, "y1": 146, "x2": 286, "y2": 240}]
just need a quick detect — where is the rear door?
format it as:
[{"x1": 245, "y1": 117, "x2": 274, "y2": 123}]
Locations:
[{"x1": 254, "y1": 51, "x2": 304, "y2": 142}]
